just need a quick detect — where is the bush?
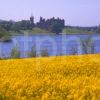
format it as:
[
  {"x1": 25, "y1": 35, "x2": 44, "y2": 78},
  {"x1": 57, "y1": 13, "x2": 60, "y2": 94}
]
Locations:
[
  {"x1": 11, "y1": 47, "x2": 20, "y2": 58},
  {"x1": 0, "y1": 27, "x2": 11, "y2": 42},
  {"x1": 41, "y1": 48, "x2": 49, "y2": 57},
  {"x1": 80, "y1": 37, "x2": 94, "y2": 54},
  {"x1": 0, "y1": 35, "x2": 11, "y2": 42},
  {"x1": 71, "y1": 46, "x2": 78, "y2": 55},
  {"x1": 27, "y1": 47, "x2": 37, "y2": 57}
]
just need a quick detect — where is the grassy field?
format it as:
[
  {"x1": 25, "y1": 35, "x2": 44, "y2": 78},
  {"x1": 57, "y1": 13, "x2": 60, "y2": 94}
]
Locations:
[
  {"x1": 0, "y1": 54, "x2": 100, "y2": 100},
  {"x1": 62, "y1": 28, "x2": 93, "y2": 34},
  {"x1": 9, "y1": 28, "x2": 51, "y2": 36}
]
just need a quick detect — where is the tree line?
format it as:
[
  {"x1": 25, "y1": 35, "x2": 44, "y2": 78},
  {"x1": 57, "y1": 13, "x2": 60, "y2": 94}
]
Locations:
[
  {"x1": 0, "y1": 17, "x2": 65, "y2": 33},
  {"x1": 0, "y1": 16, "x2": 100, "y2": 34}
]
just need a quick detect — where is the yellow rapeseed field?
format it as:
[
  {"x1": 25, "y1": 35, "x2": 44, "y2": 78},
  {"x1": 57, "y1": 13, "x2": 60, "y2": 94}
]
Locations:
[{"x1": 0, "y1": 54, "x2": 100, "y2": 100}]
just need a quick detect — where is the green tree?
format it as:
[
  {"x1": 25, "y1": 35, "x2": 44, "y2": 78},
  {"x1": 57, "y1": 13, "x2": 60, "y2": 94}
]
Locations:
[
  {"x1": 0, "y1": 27, "x2": 11, "y2": 42},
  {"x1": 50, "y1": 22, "x2": 63, "y2": 33},
  {"x1": 0, "y1": 27, "x2": 9, "y2": 38}
]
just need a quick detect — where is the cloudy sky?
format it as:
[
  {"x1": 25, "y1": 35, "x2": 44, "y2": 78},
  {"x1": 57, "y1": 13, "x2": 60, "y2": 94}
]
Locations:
[{"x1": 0, "y1": 0, "x2": 100, "y2": 26}]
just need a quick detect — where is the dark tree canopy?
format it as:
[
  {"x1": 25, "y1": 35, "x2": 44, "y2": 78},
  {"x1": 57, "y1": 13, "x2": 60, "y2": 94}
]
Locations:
[
  {"x1": 36, "y1": 17, "x2": 65, "y2": 33},
  {"x1": 0, "y1": 16, "x2": 65, "y2": 33},
  {"x1": 0, "y1": 27, "x2": 9, "y2": 38}
]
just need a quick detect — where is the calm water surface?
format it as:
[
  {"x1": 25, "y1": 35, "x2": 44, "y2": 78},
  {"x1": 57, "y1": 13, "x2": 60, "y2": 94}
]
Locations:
[{"x1": 0, "y1": 34, "x2": 100, "y2": 58}]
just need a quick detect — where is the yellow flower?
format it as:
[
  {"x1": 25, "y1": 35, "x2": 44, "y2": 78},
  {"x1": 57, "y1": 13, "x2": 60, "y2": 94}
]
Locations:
[{"x1": 0, "y1": 54, "x2": 99, "y2": 99}]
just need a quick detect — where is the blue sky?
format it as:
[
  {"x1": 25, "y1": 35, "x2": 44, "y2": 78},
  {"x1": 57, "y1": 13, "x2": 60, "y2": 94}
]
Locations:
[{"x1": 0, "y1": 0, "x2": 100, "y2": 26}]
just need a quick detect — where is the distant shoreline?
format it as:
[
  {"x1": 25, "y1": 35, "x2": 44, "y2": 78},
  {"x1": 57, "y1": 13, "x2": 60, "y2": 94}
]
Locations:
[{"x1": 11, "y1": 33, "x2": 100, "y2": 36}]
